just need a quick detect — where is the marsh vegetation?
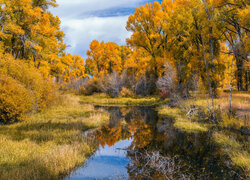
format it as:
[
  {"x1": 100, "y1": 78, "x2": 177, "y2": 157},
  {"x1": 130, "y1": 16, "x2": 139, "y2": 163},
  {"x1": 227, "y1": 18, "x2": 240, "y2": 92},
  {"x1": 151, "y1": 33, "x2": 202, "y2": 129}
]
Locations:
[
  {"x1": 0, "y1": 0, "x2": 249, "y2": 179},
  {"x1": 0, "y1": 95, "x2": 108, "y2": 180}
]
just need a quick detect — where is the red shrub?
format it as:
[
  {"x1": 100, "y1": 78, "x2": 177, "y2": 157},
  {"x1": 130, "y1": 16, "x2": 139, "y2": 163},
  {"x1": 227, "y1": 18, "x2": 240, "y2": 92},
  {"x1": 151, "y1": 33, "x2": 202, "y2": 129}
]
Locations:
[{"x1": 159, "y1": 90, "x2": 170, "y2": 99}]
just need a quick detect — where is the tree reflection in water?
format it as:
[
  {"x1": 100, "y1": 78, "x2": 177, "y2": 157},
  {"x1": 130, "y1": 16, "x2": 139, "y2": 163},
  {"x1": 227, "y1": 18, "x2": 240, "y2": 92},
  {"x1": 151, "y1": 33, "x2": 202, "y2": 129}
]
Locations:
[{"x1": 86, "y1": 106, "x2": 244, "y2": 180}]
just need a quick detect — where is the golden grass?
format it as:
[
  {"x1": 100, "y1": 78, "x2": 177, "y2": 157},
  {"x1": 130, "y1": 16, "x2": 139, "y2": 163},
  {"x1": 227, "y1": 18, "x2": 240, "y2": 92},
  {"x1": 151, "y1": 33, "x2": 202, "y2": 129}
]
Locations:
[
  {"x1": 174, "y1": 119, "x2": 208, "y2": 133},
  {"x1": 0, "y1": 94, "x2": 109, "y2": 180},
  {"x1": 213, "y1": 132, "x2": 250, "y2": 177},
  {"x1": 213, "y1": 132, "x2": 242, "y2": 149},
  {"x1": 81, "y1": 93, "x2": 169, "y2": 106},
  {"x1": 185, "y1": 92, "x2": 250, "y2": 129},
  {"x1": 158, "y1": 106, "x2": 208, "y2": 133},
  {"x1": 230, "y1": 151, "x2": 250, "y2": 176}
]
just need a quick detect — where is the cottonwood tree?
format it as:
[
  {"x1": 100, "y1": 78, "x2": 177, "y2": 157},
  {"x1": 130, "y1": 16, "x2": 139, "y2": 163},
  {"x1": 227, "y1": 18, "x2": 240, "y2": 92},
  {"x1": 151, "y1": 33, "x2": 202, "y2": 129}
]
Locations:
[
  {"x1": 85, "y1": 40, "x2": 122, "y2": 76},
  {"x1": 126, "y1": 1, "x2": 165, "y2": 77},
  {"x1": 218, "y1": 0, "x2": 249, "y2": 91},
  {"x1": 0, "y1": 0, "x2": 85, "y2": 82}
]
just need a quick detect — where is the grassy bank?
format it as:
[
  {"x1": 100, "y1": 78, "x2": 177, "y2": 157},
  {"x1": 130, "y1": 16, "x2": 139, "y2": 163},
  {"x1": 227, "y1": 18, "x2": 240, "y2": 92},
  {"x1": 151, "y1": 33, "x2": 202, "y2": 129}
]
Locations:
[
  {"x1": 0, "y1": 94, "x2": 109, "y2": 180},
  {"x1": 80, "y1": 93, "x2": 169, "y2": 107},
  {"x1": 213, "y1": 131, "x2": 250, "y2": 177},
  {"x1": 185, "y1": 91, "x2": 250, "y2": 129},
  {"x1": 158, "y1": 92, "x2": 250, "y2": 177},
  {"x1": 158, "y1": 106, "x2": 208, "y2": 133}
]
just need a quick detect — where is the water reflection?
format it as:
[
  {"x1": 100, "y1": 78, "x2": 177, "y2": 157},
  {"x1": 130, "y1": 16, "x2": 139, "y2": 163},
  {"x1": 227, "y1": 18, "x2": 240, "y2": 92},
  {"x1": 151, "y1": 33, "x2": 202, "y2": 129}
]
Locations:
[
  {"x1": 69, "y1": 139, "x2": 132, "y2": 180},
  {"x1": 68, "y1": 106, "x2": 244, "y2": 180}
]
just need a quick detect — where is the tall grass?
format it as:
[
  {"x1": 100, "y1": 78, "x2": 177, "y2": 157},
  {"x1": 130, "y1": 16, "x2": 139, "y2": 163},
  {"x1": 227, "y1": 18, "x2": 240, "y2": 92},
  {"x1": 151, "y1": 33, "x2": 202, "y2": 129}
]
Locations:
[
  {"x1": 185, "y1": 92, "x2": 250, "y2": 129},
  {"x1": 81, "y1": 93, "x2": 169, "y2": 106},
  {"x1": 213, "y1": 132, "x2": 250, "y2": 178},
  {"x1": 158, "y1": 106, "x2": 208, "y2": 133},
  {"x1": 0, "y1": 94, "x2": 109, "y2": 180}
]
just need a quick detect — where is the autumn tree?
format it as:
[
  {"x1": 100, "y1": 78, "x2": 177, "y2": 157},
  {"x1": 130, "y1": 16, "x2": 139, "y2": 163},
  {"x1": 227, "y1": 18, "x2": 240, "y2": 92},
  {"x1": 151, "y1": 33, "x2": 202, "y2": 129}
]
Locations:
[
  {"x1": 0, "y1": 0, "x2": 78, "y2": 80},
  {"x1": 126, "y1": 0, "x2": 202, "y2": 96},
  {"x1": 51, "y1": 54, "x2": 86, "y2": 82},
  {"x1": 32, "y1": 0, "x2": 57, "y2": 10},
  {"x1": 126, "y1": 1, "x2": 165, "y2": 77},
  {"x1": 85, "y1": 40, "x2": 122, "y2": 76},
  {"x1": 218, "y1": 0, "x2": 249, "y2": 91}
]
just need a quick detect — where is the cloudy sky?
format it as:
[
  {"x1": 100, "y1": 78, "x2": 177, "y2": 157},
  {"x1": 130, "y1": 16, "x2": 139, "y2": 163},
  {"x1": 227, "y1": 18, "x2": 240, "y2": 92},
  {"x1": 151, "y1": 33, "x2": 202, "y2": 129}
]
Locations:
[{"x1": 51, "y1": 0, "x2": 161, "y2": 58}]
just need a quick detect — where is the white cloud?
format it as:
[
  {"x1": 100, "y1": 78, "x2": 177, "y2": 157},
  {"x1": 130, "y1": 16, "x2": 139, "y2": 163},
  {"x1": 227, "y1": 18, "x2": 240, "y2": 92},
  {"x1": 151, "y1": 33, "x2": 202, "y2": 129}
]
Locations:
[
  {"x1": 50, "y1": 0, "x2": 153, "y2": 58},
  {"x1": 61, "y1": 16, "x2": 132, "y2": 57}
]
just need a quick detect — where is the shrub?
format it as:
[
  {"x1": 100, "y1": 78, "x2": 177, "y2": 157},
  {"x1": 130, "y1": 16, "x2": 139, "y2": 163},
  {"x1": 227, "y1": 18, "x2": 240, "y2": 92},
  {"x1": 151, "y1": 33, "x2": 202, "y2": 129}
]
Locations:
[
  {"x1": 81, "y1": 72, "x2": 122, "y2": 98},
  {"x1": 121, "y1": 69, "x2": 136, "y2": 90},
  {"x1": 105, "y1": 72, "x2": 122, "y2": 98},
  {"x1": 120, "y1": 87, "x2": 134, "y2": 97},
  {"x1": 159, "y1": 90, "x2": 170, "y2": 100},
  {"x1": 68, "y1": 77, "x2": 89, "y2": 91},
  {"x1": 80, "y1": 77, "x2": 102, "y2": 95},
  {"x1": 0, "y1": 56, "x2": 57, "y2": 110},
  {"x1": 0, "y1": 52, "x2": 58, "y2": 123},
  {"x1": 135, "y1": 71, "x2": 156, "y2": 96},
  {"x1": 156, "y1": 62, "x2": 176, "y2": 98},
  {"x1": 0, "y1": 76, "x2": 34, "y2": 123}
]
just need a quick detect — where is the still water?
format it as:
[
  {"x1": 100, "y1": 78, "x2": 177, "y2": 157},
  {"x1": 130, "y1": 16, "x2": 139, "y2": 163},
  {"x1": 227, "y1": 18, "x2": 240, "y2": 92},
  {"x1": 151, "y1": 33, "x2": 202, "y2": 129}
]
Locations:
[{"x1": 66, "y1": 106, "x2": 245, "y2": 180}]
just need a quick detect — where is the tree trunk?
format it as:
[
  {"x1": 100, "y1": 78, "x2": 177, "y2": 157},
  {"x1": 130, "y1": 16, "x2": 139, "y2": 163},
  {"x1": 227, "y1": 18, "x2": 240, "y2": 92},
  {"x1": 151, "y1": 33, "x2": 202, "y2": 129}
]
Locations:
[
  {"x1": 202, "y1": 38, "x2": 216, "y2": 122},
  {"x1": 236, "y1": 58, "x2": 244, "y2": 91},
  {"x1": 202, "y1": 0, "x2": 217, "y2": 97},
  {"x1": 229, "y1": 56, "x2": 235, "y2": 113},
  {"x1": 245, "y1": 71, "x2": 249, "y2": 91}
]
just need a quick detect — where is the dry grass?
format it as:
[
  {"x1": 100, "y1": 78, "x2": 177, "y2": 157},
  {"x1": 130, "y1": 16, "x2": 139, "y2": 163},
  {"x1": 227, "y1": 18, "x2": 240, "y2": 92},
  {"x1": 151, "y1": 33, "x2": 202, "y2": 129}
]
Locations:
[
  {"x1": 0, "y1": 94, "x2": 109, "y2": 180},
  {"x1": 81, "y1": 93, "x2": 169, "y2": 106},
  {"x1": 185, "y1": 92, "x2": 250, "y2": 129},
  {"x1": 213, "y1": 132, "x2": 242, "y2": 149},
  {"x1": 158, "y1": 106, "x2": 208, "y2": 133},
  {"x1": 213, "y1": 132, "x2": 250, "y2": 177}
]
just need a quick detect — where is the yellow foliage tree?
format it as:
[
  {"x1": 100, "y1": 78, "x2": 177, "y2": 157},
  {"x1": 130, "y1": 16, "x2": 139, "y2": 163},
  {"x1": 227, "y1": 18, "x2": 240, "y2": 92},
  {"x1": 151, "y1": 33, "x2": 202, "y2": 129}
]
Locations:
[{"x1": 85, "y1": 40, "x2": 122, "y2": 76}]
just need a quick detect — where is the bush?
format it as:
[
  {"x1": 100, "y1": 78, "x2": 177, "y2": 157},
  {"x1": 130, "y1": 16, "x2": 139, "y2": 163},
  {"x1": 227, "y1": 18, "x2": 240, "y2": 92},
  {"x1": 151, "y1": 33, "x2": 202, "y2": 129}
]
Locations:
[
  {"x1": 135, "y1": 71, "x2": 156, "y2": 96},
  {"x1": 156, "y1": 62, "x2": 176, "y2": 98},
  {"x1": 0, "y1": 76, "x2": 34, "y2": 123},
  {"x1": 81, "y1": 72, "x2": 122, "y2": 98},
  {"x1": 159, "y1": 90, "x2": 170, "y2": 100},
  {"x1": 0, "y1": 53, "x2": 57, "y2": 123},
  {"x1": 121, "y1": 69, "x2": 136, "y2": 90},
  {"x1": 80, "y1": 77, "x2": 102, "y2": 95},
  {"x1": 67, "y1": 77, "x2": 89, "y2": 91},
  {"x1": 105, "y1": 72, "x2": 122, "y2": 98},
  {"x1": 120, "y1": 87, "x2": 134, "y2": 97},
  {"x1": 0, "y1": 55, "x2": 57, "y2": 110}
]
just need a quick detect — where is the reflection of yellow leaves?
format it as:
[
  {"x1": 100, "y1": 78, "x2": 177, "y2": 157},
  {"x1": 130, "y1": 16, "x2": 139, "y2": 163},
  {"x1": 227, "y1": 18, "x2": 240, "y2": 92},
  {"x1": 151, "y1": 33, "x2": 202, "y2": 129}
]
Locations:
[
  {"x1": 93, "y1": 124, "x2": 123, "y2": 148},
  {"x1": 120, "y1": 107, "x2": 132, "y2": 116}
]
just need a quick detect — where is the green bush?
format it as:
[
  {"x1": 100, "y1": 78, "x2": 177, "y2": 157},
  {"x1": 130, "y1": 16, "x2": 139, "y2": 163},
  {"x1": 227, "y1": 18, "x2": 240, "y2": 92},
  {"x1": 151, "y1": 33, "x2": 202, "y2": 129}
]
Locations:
[{"x1": 0, "y1": 76, "x2": 34, "y2": 123}]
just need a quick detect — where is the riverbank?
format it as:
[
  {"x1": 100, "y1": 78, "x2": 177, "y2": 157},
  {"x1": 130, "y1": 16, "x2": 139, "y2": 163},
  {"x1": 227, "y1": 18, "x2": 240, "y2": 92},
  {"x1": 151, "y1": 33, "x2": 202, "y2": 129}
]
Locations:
[
  {"x1": 0, "y1": 94, "x2": 109, "y2": 180},
  {"x1": 80, "y1": 93, "x2": 169, "y2": 106},
  {"x1": 158, "y1": 92, "x2": 250, "y2": 178}
]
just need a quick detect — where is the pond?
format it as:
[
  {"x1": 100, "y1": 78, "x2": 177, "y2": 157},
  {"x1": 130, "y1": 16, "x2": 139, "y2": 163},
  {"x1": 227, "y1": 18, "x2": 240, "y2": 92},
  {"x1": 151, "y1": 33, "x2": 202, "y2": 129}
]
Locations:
[{"x1": 66, "y1": 106, "x2": 244, "y2": 180}]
